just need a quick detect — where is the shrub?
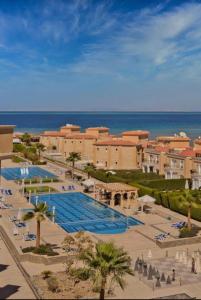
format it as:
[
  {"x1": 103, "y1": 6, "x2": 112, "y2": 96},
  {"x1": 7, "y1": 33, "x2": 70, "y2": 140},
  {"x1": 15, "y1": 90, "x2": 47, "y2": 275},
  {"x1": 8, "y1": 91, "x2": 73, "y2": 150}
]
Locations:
[
  {"x1": 41, "y1": 270, "x2": 53, "y2": 279},
  {"x1": 47, "y1": 276, "x2": 59, "y2": 292},
  {"x1": 22, "y1": 244, "x2": 59, "y2": 256},
  {"x1": 12, "y1": 155, "x2": 26, "y2": 163},
  {"x1": 33, "y1": 244, "x2": 59, "y2": 256},
  {"x1": 138, "y1": 179, "x2": 185, "y2": 191},
  {"x1": 70, "y1": 267, "x2": 90, "y2": 281},
  {"x1": 22, "y1": 246, "x2": 35, "y2": 253},
  {"x1": 179, "y1": 226, "x2": 200, "y2": 238}
]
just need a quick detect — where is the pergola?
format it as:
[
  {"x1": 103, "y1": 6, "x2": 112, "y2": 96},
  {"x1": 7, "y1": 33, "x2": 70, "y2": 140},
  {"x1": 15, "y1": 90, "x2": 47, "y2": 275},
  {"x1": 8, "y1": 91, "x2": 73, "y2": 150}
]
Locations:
[{"x1": 95, "y1": 182, "x2": 138, "y2": 208}]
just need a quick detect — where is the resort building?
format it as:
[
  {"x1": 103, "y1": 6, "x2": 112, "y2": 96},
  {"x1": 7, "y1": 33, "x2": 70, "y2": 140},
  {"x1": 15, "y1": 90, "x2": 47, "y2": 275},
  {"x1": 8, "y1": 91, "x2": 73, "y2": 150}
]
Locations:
[
  {"x1": 156, "y1": 134, "x2": 190, "y2": 150},
  {"x1": 142, "y1": 146, "x2": 168, "y2": 175},
  {"x1": 0, "y1": 125, "x2": 15, "y2": 183},
  {"x1": 0, "y1": 125, "x2": 15, "y2": 154},
  {"x1": 122, "y1": 130, "x2": 149, "y2": 144},
  {"x1": 93, "y1": 139, "x2": 143, "y2": 170}
]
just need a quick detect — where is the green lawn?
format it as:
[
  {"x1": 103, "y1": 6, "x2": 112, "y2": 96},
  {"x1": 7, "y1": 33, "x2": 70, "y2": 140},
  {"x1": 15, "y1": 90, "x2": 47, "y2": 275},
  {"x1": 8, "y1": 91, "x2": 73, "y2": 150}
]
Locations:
[
  {"x1": 88, "y1": 169, "x2": 185, "y2": 191},
  {"x1": 17, "y1": 177, "x2": 60, "y2": 185},
  {"x1": 24, "y1": 186, "x2": 57, "y2": 194}
]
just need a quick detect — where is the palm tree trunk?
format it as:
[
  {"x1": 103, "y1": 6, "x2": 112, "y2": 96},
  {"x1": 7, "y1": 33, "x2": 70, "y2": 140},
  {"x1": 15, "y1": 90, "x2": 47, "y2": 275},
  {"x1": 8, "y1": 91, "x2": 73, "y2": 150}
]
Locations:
[
  {"x1": 36, "y1": 220, "x2": 41, "y2": 248},
  {"x1": 187, "y1": 204, "x2": 192, "y2": 231},
  {"x1": 72, "y1": 161, "x2": 75, "y2": 179},
  {"x1": 99, "y1": 278, "x2": 106, "y2": 300}
]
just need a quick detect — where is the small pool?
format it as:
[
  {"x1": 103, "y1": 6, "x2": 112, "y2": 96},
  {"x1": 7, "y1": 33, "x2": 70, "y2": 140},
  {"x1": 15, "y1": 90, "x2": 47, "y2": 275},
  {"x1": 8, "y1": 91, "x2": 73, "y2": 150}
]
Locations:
[
  {"x1": 31, "y1": 192, "x2": 143, "y2": 234},
  {"x1": 1, "y1": 166, "x2": 57, "y2": 181}
]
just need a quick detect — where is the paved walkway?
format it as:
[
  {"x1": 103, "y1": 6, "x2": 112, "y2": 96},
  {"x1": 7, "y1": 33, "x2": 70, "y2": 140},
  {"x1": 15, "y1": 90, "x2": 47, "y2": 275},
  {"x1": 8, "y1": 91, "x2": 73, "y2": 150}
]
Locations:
[{"x1": 0, "y1": 238, "x2": 35, "y2": 299}]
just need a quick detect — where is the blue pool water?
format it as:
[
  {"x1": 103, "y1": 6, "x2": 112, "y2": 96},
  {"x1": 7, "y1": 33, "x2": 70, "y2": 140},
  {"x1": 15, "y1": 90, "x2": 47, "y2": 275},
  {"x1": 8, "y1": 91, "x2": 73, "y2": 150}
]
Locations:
[
  {"x1": 31, "y1": 192, "x2": 143, "y2": 234},
  {"x1": 1, "y1": 166, "x2": 57, "y2": 180}
]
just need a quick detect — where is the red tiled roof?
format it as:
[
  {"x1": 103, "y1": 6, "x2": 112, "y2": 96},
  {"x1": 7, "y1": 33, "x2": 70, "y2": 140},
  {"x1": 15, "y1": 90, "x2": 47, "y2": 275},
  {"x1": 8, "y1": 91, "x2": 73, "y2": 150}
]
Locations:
[
  {"x1": 180, "y1": 149, "x2": 195, "y2": 157},
  {"x1": 41, "y1": 131, "x2": 66, "y2": 137},
  {"x1": 95, "y1": 139, "x2": 137, "y2": 146},
  {"x1": 86, "y1": 127, "x2": 109, "y2": 131},
  {"x1": 194, "y1": 139, "x2": 201, "y2": 145},
  {"x1": 122, "y1": 130, "x2": 149, "y2": 136},
  {"x1": 154, "y1": 146, "x2": 170, "y2": 153},
  {"x1": 156, "y1": 136, "x2": 190, "y2": 142},
  {"x1": 65, "y1": 133, "x2": 96, "y2": 140}
]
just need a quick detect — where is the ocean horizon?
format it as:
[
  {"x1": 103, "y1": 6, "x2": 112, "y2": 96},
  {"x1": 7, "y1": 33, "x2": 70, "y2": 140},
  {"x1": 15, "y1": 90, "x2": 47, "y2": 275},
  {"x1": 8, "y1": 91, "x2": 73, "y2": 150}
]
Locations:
[{"x1": 1, "y1": 111, "x2": 201, "y2": 139}]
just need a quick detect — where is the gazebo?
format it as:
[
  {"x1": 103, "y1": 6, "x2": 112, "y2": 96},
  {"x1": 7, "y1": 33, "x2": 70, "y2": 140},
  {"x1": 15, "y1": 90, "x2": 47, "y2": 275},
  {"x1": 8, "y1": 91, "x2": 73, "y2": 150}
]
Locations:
[
  {"x1": 95, "y1": 182, "x2": 138, "y2": 208},
  {"x1": 137, "y1": 195, "x2": 155, "y2": 213}
]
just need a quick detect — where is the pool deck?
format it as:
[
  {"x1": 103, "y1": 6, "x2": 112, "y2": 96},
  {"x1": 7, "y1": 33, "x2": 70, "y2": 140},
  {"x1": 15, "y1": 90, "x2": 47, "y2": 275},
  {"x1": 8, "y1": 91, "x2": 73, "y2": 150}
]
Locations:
[{"x1": 1, "y1": 159, "x2": 201, "y2": 299}]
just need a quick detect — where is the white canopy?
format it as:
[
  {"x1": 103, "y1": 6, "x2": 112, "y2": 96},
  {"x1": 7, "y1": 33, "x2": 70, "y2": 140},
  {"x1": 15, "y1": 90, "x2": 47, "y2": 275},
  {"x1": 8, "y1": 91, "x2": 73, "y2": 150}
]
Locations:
[
  {"x1": 82, "y1": 179, "x2": 95, "y2": 188},
  {"x1": 137, "y1": 195, "x2": 155, "y2": 203}
]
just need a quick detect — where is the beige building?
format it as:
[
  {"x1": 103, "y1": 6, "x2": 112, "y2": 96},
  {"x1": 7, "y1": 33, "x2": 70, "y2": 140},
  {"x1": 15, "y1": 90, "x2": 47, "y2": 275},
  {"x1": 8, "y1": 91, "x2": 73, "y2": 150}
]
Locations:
[
  {"x1": 156, "y1": 135, "x2": 190, "y2": 150},
  {"x1": 0, "y1": 125, "x2": 15, "y2": 154},
  {"x1": 93, "y1": 139, "x2": 142, "y2": 170},
  {"x1": 122, "y1": 130, "x2": 149, "y2": 144},
  {"x1": 142, "y1": 146, "x2": 168, "y2": 175}
]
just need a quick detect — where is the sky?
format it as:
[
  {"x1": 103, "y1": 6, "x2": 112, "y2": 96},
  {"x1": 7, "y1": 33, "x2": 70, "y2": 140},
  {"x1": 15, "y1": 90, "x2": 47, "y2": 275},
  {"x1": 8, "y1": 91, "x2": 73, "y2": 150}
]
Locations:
[{"x1": 0, "y1": 0, "x2": 201, "y2": 111}]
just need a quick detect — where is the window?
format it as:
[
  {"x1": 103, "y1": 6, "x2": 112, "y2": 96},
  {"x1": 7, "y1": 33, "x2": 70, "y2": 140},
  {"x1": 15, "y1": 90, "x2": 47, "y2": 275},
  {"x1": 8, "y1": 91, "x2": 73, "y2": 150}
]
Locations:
[
  {"x1": 97, "y1": 148, "x2": 99, "y2": 151},
  {"x1": 115, "y1": 162, "x2": 118, "y2": 165},
  {"x1": 116, "y1": 148, "x2": 118, "y2": 151}
]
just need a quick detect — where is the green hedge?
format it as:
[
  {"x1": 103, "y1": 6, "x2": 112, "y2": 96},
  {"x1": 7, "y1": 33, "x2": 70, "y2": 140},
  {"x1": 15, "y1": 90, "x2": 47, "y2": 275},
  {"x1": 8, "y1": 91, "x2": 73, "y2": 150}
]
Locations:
[
  {"x1": 24, "y1": 186, "x2": 56, "y2": 193},
  {"x1": 138, "y1": 179, "x2": 185, "y2": 191}
]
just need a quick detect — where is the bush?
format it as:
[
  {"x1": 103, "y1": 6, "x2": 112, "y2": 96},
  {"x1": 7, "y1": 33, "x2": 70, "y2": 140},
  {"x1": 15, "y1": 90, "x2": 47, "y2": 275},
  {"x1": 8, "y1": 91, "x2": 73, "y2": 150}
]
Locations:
[
  {"x1": 22, "y1": 244, "x2": 59, "y2": 256},
  {"x1": 70, "y1": 267, "x2": 90, "y2": 281},
  {"x1": 179, "y1": 226, "x2": 200, "y2": 238},
  {"x1": 138, "y1": 179, "x2": 185, "y2": 191},
  {"x1": 22, "y1": 246, "x2": 35, "y2": 253},
  {"x1": 41, "y1": 270, "x2": 53, "y2": 279},
  {"x1": 12, "y1": 155, "x2": 26, "y2": 163},
  {"x1": 47, "y1": 276, "x2": 59, "y2": 292},
  {"x1": 33, "y1": 244, "x2": 59, "y2": 256}
]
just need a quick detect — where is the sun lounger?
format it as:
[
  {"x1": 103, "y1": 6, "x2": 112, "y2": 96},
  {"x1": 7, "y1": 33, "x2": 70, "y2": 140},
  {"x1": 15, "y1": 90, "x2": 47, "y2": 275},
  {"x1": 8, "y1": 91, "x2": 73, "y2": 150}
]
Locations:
[
  {"x1": 15, "y1": 222, "x2": 26, "y2": 228},
  {"x1": 171, "y1": 221, "x2": 185, "y2": 228},
  {"x1": 23, "y1": 233, "x2": 36, "y2": 241}
]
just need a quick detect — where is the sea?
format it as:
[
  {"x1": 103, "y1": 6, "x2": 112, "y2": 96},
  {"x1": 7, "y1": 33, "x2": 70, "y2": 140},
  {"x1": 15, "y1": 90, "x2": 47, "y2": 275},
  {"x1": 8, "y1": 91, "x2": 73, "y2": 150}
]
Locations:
[{"x1": 1, "y1": 111, "x2": 201, "y2": 139}]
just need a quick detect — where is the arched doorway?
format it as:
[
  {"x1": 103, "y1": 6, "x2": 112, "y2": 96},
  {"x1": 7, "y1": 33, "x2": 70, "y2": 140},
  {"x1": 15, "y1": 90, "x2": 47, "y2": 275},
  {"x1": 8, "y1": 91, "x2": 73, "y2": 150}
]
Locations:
[{"x1": 114, "y1": 193, "x2": 121, "y2": 206}]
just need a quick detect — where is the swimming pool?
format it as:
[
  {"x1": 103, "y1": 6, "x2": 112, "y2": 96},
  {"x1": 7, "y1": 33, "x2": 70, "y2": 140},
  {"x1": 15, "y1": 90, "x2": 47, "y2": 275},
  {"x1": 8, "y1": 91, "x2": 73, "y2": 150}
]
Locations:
[
  {"x1": 31, "y1": 192, "x2": 143, "y2": 234},
  {"x1": 1, "y1": 166, "x2": 57, "y2": 180}
]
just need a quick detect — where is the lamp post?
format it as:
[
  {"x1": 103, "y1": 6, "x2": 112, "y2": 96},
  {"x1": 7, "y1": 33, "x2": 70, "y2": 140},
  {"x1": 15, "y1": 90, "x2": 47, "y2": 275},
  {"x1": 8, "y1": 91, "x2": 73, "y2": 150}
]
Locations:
[{"x1": 52, "y1": 206, "x2": 55, "y2": 223}]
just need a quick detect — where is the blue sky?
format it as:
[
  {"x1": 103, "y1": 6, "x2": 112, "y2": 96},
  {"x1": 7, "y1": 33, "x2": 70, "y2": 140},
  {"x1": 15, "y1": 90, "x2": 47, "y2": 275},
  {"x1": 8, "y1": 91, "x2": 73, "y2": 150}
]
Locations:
[{"x1": 0, "y1": 0, "x2": 201, "y2": 111}]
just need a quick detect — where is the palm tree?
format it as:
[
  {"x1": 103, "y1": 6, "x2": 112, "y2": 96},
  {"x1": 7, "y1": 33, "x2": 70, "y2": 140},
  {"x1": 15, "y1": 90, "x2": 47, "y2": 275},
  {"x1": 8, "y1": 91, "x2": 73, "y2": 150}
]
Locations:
[
  {"x1": 84, "y1": 163, "x2": 96, "y2": 178},
  {"x1": 23, "y1": 202, "x2": 51, "y2": 248},
  {"x1": 35, "y1": 143, "x2": 45, "y2": 160},
  {"x1": 182, "y1": 190, "x2": 194, "y2": 231},
  {"x1": 66, "y1": 152, "x2": 81, "y2": 178},
  {"x1": 21, "y1": 132, "x2": 31, "y2": 146},
  {"x1": 79, "y1": 241, "x2": 134, "y2": 300}
]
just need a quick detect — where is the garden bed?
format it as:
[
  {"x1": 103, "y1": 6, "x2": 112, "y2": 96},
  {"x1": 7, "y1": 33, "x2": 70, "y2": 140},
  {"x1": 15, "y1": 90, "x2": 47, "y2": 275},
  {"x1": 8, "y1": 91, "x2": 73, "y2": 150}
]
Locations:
[
  {"x1": 32, "y1": 271, "x2": 98, "y2": 299},
  {"x1": 24, "y1": 186, "x2": 57, "y2": 194}
]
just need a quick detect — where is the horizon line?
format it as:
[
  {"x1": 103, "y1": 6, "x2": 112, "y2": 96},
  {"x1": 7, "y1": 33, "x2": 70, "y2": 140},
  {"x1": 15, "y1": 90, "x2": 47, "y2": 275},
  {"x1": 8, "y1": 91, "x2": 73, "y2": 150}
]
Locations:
[{"x1": 1, "y1": 110, "x2": 201, "y2": 113}]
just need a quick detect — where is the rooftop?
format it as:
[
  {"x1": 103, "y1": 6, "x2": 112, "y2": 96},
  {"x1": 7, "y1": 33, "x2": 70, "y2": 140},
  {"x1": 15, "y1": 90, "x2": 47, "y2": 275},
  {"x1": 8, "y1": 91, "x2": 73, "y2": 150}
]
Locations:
[
  {"x1": 65, "y1": 133, "x2": 97, "y2": 140},
  {"x1": 156, "y1": 136, "x2": 190, "y2": 142},
  {"x1": 122, "y1": 130, "x2": 149, "y2": 136},
  {"x1": 86, "y1": 127, "x2": 109, "y2": 131},
  {"x1": 96, "y1": 182, "x2": 138, "y2": 192},
  {"x1": 95, "y1": 139, "x2": 137, "y2": 146},
  {"x1": 41, "y1": 131, "x2": 66, "y2": 137}
]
